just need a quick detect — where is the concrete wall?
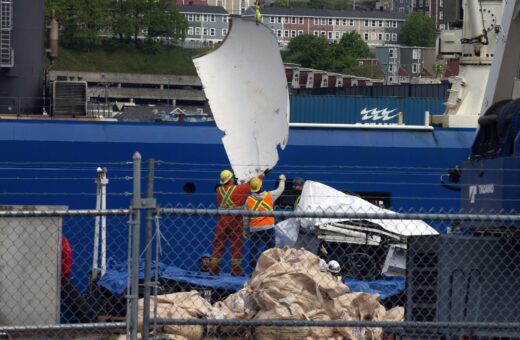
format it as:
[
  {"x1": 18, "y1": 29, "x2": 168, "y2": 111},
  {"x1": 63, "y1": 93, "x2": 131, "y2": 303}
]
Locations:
[{"x1": 0, "y1": 205, "x2": 66, "y2": 325}]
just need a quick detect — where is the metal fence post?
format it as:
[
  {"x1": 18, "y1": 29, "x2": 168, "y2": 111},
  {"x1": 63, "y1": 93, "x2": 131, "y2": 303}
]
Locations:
[
  {"x1": 130, "y1": 152, "x2": 141, "y2": 340},
  {"x1": 142, "y1": 158, "x2": 155, "y2": 340}
]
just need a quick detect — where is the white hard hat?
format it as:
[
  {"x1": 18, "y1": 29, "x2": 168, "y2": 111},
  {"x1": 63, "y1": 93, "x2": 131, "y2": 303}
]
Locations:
[{"x1": 328, "y1": 260, "x2": 341, "y2": 274}]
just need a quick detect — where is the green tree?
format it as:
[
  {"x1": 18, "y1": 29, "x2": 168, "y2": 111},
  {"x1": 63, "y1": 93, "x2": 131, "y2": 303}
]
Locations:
[
  {"x1": 285, "y1": 32, "x2": 372, "y2": 75},
  {"x1": 285, "y1": 35, "x2": 330, "y2": 69},
  {"x1": 334, "y1": 0, "x2": 352, "y2": 10},
  {"x1": 307, "y1": 0, "x2": 336, "y2": 9},
  {"x1": 334, "y1": 31, "x2": 371, "y2": 59},
  {"x1": 400, "y1": 12, "x2": 438, "y2": 47},
  {"x1": 47, "y1": 0, "x2": 109, "y2": 50}
]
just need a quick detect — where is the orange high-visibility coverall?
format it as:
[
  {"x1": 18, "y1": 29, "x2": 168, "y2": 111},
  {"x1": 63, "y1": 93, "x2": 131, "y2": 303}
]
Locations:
[{"x1": 210, "y1": 175, "x2": 263, "y2": 276}]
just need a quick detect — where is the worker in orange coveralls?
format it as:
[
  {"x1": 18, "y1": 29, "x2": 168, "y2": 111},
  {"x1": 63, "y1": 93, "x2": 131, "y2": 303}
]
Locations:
[{"x1": 210, "y1": 168, "x2": 270, "y2": 276}]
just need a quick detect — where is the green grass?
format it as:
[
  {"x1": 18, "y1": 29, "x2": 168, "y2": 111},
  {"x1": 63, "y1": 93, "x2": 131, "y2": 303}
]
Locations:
[{"x1": 53, "y1": 42, "x2": 209, "y2": 75}]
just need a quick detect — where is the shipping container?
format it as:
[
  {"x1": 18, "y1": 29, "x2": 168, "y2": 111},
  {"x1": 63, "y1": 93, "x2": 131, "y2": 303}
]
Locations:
[
  {"x1": 291, "y1": 83, "x2": 450, "y2": 99},
  {"x1": 290, "y1": 95, "x2": 445, "y2": 126}
]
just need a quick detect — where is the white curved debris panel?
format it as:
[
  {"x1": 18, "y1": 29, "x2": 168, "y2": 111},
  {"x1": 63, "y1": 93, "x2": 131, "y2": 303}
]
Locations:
[
  {"x1": 294, "y1": 181, "x2": 438, "y2": 236},
  {"x1": 193, "y1": 17, "x2": 289, "y2": 181}
]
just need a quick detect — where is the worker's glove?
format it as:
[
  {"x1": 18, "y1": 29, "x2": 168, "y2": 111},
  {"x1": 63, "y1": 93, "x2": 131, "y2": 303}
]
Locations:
[
  {"x1": 263, "y1": 168, "x2": 272, "y2": 176},
  {"x1": 279, "y1": 174, "x2": 286, "y2": 181}
]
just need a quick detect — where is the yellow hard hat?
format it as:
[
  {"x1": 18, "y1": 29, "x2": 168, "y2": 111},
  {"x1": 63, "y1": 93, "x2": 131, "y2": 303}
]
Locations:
[
  {"x1": 220, "y1": 169, "x2": 233, "y2": 184},
  {"x1": 250, "y1": 177, "x2": 262, "y2": 193}
]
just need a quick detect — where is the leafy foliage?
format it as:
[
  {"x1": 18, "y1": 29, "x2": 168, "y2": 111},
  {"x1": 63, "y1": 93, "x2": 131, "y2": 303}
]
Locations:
[
  {"x1": 284, "y1": 32, "x2": 375, "y2": 76},
  {"x1": 399, "y1": 12, "x2": 437, "y2": 47},
  {"x1": 46, "y1": 0, "x2": 187, "y2": 51},
  {"x1": 272, "y1": 0, "x2": 353, "y2": 10}
]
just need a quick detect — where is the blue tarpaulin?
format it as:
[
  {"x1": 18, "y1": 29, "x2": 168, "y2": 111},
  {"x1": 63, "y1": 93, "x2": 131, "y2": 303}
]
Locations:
[
  {"x1": 98, "y1": 258, "x2": 405, "y2": 299},
  {"x1": 345, "y1": 276, "x2": 405, "y2": 300},
  {"x1": 98, "y1": 258, "x2": 248, "y2": 294}
]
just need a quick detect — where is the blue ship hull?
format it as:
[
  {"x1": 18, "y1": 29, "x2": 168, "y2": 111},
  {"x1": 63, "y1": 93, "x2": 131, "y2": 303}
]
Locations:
[
  {"x1": 0, "y1": 119, "x2": 475, "y2": 288},
  {"x1": 0, "y1": 119, "x2": 474, "y2": 211}
]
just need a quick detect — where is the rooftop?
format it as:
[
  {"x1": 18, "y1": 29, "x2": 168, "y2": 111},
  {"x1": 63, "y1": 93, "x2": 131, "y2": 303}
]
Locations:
[
  {"x1": 244, "y1": 6, "x2": 407, "y2": 20},
  {"x1": 176, "y1": 5, "x2": 228, "y2": 14}
]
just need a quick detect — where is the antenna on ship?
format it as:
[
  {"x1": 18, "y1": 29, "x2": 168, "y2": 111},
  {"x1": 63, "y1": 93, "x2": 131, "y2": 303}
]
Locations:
[{"x1": 93, "y1": 167, "x2": 109, "y2": 280}]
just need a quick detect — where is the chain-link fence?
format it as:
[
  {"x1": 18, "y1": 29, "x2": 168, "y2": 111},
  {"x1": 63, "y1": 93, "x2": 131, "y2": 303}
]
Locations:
[
  {"x1": 1, "y1": 155, "x2": 519, "y2": 339},
  {"x1": 0, "y1": 208, "x2": 131, "y2": 339}
]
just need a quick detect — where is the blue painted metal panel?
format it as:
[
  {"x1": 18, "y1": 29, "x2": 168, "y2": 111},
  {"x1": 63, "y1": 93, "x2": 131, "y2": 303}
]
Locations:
[
  {"x1": 290, "y1": 95, "x2": 446, "y2": 126},
  {"x1": 0, "y1": 119, "x2": 475, "y2": 285}
]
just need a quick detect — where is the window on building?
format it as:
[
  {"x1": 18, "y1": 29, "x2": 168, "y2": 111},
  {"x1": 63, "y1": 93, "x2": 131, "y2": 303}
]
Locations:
[
  {"x1": 195, "y1": 27, "x2": 201, "y2": 35},
  {"x1": 270, "y1": 16, "x2": 276, "y2": 23},
  {"x1": 392, "y1": 33, "x2": 397, "y2": 41},
  {"x1": 210, "y1": 15, "x2": 216, "y2": 22},
  {"x1": 292, "y1": 17, "x2": 296, "y2": 24},
  {"x1": 328, "y1": 18, "x2": 333, "y2": 25},
  {"x1": 425, "y1": 0, "x2": 429, "y2": 6},
  {"x1": 440, "y1": 0, "x2": 444, "y2": 6},
  {"x1": 321, "y1": 31, "x2": 326, "y2": 37},
  {"x1": 439, "y1": 23, "x2": 446, "y2": 29},
  {"x1": 222, "y1": 16, "x2": 228, "y2": 22},
  {"x1": 291, "y1": 30, "x2": 296, "y2": 37},
  {"x1": 217, "y1": 0, "x2": 223, "y2": 5},
  {"x1": 283, "y1": 30, "x2": 288, "y2": 37},
  {"x1": 378, "y1": 20, "x2": 383, "y2": 27},
  {"x1": 188, "y1": 27, "x2": 193, "y2": 35},
  {"x1": 378, "y1": 33, "x2": 383, "y2": 40},
  {"x1": 278, "y1": 17, "x2": 282, "y2": 23},
  {"x1": 412, "y1": 63, "x2": 419, "y2": 73},
  {"x1": 277, "y1": 29, "x2": 282, "y2": 37},
  {"x1": 364, "y1": 19, "x2": 369, "y2": 26},
  {"x1": 385, "y1": 33, "x2": 390, "y2": 41},
  {"x1": 298, "y1": 30, "x2": 304, "y2": 35},
  {"x1": 389, "y1": 48, "x2": 396, "y2": 58},
  {"x1": 351, "y1": 79, "x2": 358, "y2": 86},
  {"x1": 222, "y1": 28, "x2": 228, "y2": 35},
  {"x1": 335, "y1": 31, "x2": 340, "y2": 39},
  {"x1": 313, "y1": 30, "x2": 319, "y2": 36},
  {"x1": 364, "y1": 32, "x2": 369, "y2": 40},
  {"x1": 203, "y1": 15, "x2": 208, "y2": 22},
  {"x1": 389, "y1": 64, "x2": 394, "y2": 72},
  {"x1": 203, "y1": 28, "x2": 208, "y2": 35},
  {"x1": 349, "y1": 19, "x2": 354, "y2": 26},
  {"x1": 372, "y1": 20, "x2": 377, "y2": 27},
  {"x1": 321, "y1": 18, "x2": 326, "y2": 25},
  {"x1": 195, "y1": 14, "x2": 201, "y2": 21},
  {"x1": 412, "y1": 49, "x2": 419, "y2": 59},
  {"x1": 299, "y1": 17, "x2": 304, "y2": 24},
  {"x1": 322, "y1": 77, "x2": 328, "y2": 87},
  {"x1": 285, "y1": 17, "x2": 289, "y2": 23},
  {"x1": 188, "y1": 14, "x2": 194, "y2": 21},
  {"x1": 388, "y1": 76, "x2": 394, "y2": 83},
  {"x1": 314, "y1": 18, "x2": 319, "y2": 25},
  {"x1": 342, "y1": 19, "x2": 347, "y2": 25},
  {"x1": 210, "y1": 28, "x2": 215, "y2": 36},
  {"x1": 399, "y1": 7, "x2": 405, "y2": 13},
  {"x1": 439, "y1": 11, "x2": 443, "y2": 19},
  {"x1": 392, "y1": 21, "x2": 397, "y2": 28},
  {"x1": 328, "y1": 31, "x2": 333, "y2": 39},
  {"x1": 336, "y1": 78, "x2": 343, "y2": 87},
  {"x1": 334, "y1": 19, "x2": 338, "y2": 25}
]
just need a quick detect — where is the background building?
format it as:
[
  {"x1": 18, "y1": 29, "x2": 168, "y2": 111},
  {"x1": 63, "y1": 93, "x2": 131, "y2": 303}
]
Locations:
[
  {"x1": 412, "y1": 0, "x2": 462, "y2": 29},
  {"x1": 376, "y1": 0, "x2": 413, "y2": 15},
  {"x1": 375, "y1": 45, "x2": 436, "y2": 83},
  {"x1": 206, "y1": 0, "x2": 253, "y2": 15},
  {"x1": 245, "y1": 7, "x2": 406, "y2": 47},
  {"x1": 177, "y1": 5, "x2": 229, "y2": 45}
]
